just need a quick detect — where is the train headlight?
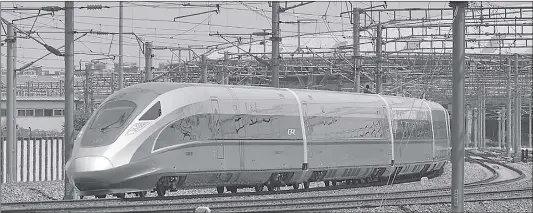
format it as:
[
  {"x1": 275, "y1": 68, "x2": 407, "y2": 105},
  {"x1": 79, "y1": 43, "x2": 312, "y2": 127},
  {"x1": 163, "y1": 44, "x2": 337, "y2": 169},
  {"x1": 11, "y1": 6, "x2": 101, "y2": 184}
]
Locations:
[{"x1": 125, "y1": 121, "x2": 151, "y2": 136}]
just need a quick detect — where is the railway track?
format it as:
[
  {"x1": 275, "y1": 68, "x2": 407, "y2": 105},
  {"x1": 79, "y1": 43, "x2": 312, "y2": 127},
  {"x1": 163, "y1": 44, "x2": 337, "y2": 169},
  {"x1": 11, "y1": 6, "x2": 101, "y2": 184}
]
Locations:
[{"x1": 2, "y1": 152, "x2": 528, "y2": 212}]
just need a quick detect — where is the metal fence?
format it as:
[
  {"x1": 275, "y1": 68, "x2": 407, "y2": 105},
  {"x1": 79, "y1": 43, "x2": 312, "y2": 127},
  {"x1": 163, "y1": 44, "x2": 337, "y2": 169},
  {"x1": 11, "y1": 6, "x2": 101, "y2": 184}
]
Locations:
[{"x1": 1, "y1": 137, "x2": 64, "y2": 183}]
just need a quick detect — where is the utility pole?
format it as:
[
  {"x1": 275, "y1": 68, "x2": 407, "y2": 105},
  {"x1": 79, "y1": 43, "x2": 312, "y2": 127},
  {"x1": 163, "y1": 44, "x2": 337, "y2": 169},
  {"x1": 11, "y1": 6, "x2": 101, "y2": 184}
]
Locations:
[
  {"x1": 6, "y1": 22, "x2": 16, "y2": 184},
  {"x1": 262, "y1": 29, "x2": 267, "y2": 54},
  {"x1": 144, "y1": 42, "x2": 153, "y2": 82},
  {"x1": 63, "y1": 1, "x2": 75, "y2": 200},
  {"x1": 201, "y1": 55, "x2": 208, "y2": 83},
  {"x1": 500, "y1": 107, "x2": 507, "y2": 150},
  {"x1": 375, "y1": 24, "x2": 383, "y2": 94},
  {"x1": 297, "y1": 20, "x2": 301, "y2": 52},
  {"x1": 353, "y1": 8, "x2": 361, "y2": 93},
  {"x1": 175, "y1": 49, "x2": 181, "y2": 82},
  {"x1": 84, "y1": 63, "x2": 91, "y2": 114},
  {"x1": 118, "y1": 1, "x2": 124, "y2": 90},
  {"x1": 223, "y1": 52, "x2": 229, "y2": 85},
  {"x1": 450, "y1": 1, "x2": 467, "y2": 212},
  {"x1": 466, "y1": 106, "x2": 472, "y2": 147},
  {"x1": 506, "y1": 57, "x2": 512, "y2": 158},
  {"x1": 497, "y1": 110, "x2": 501, "y2": 149},
  {"x1": 473, "y1": 108, "x2": 478, "y2": 149},
  {"x1": 481, "y1": 85, "x2": 486, "y2": 151},
  {"x1": 527, "y1": 96, "x2": 533, "y2": 148},
  {"x1": 281, "y1": 19, "x2": 314, "y2": 53},
  {"x1": 514, "y1": 54, "x2": 520, "y2": 157},
  {"x1": 271, "y1": 1, "x2": 280, "y2": 88},
  {"x1": 0, "y1": 0, "x2": 3, "y2": 189}
]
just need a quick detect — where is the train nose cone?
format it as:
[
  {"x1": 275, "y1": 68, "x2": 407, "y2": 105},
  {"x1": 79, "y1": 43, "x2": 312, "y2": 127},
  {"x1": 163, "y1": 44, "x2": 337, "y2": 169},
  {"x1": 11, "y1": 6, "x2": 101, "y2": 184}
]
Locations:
[
  {"x1": 67, "y1": 156, "x2": 114, "y2": 191},
  {"x1": 68, "y1": 156, "x2": 114, "y2": 173}
]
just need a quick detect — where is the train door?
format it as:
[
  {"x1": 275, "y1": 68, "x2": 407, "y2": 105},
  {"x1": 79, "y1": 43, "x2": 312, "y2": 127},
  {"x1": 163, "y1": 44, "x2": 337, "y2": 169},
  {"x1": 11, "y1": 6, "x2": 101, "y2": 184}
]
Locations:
[{"x1": 211, "y1": 99, "x2": 223, "y2": 160}]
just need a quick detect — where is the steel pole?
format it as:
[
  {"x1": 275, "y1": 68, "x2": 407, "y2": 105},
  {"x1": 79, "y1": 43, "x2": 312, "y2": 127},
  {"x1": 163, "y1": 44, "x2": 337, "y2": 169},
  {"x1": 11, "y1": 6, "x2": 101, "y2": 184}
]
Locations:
[
  {"x1": 271, "y1": 1, "x2": 280, "y2": 88},
  {"x1": 118, "y1": 1, "x2": 124, "y2": 90},
  {"x1": 353, "y1": 8, "x2": 361, "y2": 93},
  {"x1": 263, "y1": 29, "x2": 267, "y2": 54},
  {"x1": 6, "y1": 22, "x2": 16, "y2": 184},
  {"x1": 223, "y1": 52, "x2": 229, "y2": 85},
  {"x1": 84, "y1": 63, "x2": 90, "y2": 114},
  {"x1": 466, "y1": 107, "x2": 472, "y2": 147},
  {"x1": 144, "y1": 42, "x2": 153, "y2": 82},
  {"x1": 177, "y1": 49, "x2": 181, "y2": 82},
  {"x1": 528, "y1": 98, "x2": 533, "y2": 148},
  {"x1": 63, "y1": 1, "x2": 75, "y2": 200},
  {"x1": 506, "y1": 57, "x2": 512, "y2": 157},
  {"x1": 201, "y1": 55, "x2": 208, "y2": 83},
  {"x1": 482, "y1": 86, "x2": 486, "y2": 150},
  {"x1": 513, "y1": 54, "x2": 519, "y2": 156},
  {"x1": 498, "y1": 110, "x2": 502, "y2": 149},
  {"x1": 375, "y1": 24, "x2": 383, "y2": 94},
  {"x1": 0, "y1": 0, "x2": 3, "y2": 188},
  {"x1": 516, "y1": 96, "x2": 521, "y2": 152},
  {"x1": 514, "y1": 54, "x2": 521, "y2": 154},
  {"x1": 297, "y1": 20, "x2": 301, "y2": 52},
  {"x1": 12, "y1": 25, "x2": 17, "y2": 152},
  {"x1": 450, "y1": 2, "x2": 467, "y2": 212},
  {"x1": 502, "y1": 108, "x2": 506, "y2": 150},
  {"x1": 473, "y1": 109, "x2": 478, "y2": 149}
]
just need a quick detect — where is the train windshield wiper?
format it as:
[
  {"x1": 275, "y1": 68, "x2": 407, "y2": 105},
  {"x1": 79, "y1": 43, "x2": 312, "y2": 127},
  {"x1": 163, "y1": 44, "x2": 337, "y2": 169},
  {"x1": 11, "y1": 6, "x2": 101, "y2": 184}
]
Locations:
[{"x1": 100, "y1": 112, "x2": 127, "y2": 132}]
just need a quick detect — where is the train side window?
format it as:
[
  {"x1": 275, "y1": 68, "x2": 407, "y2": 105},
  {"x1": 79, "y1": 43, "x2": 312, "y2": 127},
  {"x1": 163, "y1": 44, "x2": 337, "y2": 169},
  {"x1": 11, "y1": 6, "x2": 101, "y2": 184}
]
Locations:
[{"x1": 140, "y1": 101, "x2": 161, "y2": 120}]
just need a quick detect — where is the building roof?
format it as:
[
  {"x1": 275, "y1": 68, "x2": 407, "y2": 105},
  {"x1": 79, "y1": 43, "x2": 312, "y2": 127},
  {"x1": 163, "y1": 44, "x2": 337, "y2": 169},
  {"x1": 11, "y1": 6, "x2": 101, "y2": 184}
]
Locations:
[
  {"x1": 0, "y1": 75, "x2": 84, "y2": 85},
  {"x1": 0, "y1": 96, "x2": 81, "y2": 101}
]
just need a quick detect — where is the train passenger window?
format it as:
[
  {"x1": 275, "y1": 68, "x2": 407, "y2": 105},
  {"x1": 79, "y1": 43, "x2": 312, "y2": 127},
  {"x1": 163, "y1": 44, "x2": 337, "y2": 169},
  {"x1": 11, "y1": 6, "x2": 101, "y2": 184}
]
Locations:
[
  {"x1": 153, "y1": 113, "x2": 211, "y2": 150},
  {"x1": 90, "y1": 100, "x2": 136, "y2": 130},
  {"x1": 140, "y1": 101, "x2": 161, "y2": 121}
]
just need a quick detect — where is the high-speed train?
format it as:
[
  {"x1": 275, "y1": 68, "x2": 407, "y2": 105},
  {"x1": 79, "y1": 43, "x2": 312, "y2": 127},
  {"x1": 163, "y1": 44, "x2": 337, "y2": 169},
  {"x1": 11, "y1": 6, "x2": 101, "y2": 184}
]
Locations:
[{"x1": 65, "y1": 82, "x2": 451, "y2": 198}]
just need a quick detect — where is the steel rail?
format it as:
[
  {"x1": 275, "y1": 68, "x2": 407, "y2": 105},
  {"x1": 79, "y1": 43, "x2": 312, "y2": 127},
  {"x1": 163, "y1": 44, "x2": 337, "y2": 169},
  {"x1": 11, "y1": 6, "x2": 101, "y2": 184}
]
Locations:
[{"x1": 3, "y1": 152, "x2": 525, "y2": 212}]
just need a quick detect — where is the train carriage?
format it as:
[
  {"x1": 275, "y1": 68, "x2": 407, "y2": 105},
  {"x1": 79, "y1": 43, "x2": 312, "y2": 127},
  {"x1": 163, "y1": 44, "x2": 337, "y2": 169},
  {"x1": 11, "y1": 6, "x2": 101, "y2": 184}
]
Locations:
[{"x1": 66, "y1": 82, "x2": 450, "y2": 198}]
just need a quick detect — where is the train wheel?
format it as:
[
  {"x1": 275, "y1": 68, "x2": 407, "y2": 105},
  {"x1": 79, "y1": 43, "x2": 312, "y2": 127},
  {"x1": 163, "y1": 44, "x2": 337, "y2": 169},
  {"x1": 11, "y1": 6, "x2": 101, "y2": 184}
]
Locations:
[
  {"x1": 292, "y1": 183, "x2": 300, "y2": 190},
  {"x1": 332, "y1": 181, "x2": 337, "y2": 186},
  {"x1": 303, "y1": 182, "x2": 310, "y2": 189},
  {"x1": 216, "y1": 186, "x2": 225, "y2": 194},
  {"x1": 95, "y1": 195, "x2": 106, "y2": 199},
  {"x1": 156, "y1": 185, "x2": 166, "y2": 197},
  {"x1": 267, "y1": 184, "x2": 275, "y2": 191},
  {"x1": 79, "y1": 196, "x2": 85, "y2": 199},
  {"x1": 227, "y1": 186, "x2": 238, "y2": 193},
  {"x1": 254, "y1": 184, "x2": 264, "y2": 192},
  {"x1": 324, "y1": 181, "x2": 330, "y2": 187},
  {"x1": 115, "y1": 193, "x2": 126, "y2": 199},
  {"x1": 137, "y1": 191, "x2": 147, "y2": 197}
]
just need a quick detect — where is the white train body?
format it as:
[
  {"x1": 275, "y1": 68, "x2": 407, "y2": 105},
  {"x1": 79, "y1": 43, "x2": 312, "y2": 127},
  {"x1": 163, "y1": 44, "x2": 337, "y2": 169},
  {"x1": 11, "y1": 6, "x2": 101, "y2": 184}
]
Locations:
[{"x1": 66, "y1": 83, "x2": 451, "y2": 196}]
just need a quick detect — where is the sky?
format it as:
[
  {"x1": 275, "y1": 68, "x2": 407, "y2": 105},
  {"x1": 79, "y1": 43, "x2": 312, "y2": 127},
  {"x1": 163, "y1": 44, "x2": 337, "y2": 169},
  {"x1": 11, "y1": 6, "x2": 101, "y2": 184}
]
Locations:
[{"x1": 0, "y1": 1, "x2": 531, "y2": 72}]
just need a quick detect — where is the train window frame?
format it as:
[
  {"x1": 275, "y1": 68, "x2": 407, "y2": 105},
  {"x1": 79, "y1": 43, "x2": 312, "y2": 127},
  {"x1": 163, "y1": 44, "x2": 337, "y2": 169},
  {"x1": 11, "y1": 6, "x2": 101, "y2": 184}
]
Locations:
[
  {"x1": 89, "y1": 100, "x2": 137, "y2": 130},
  {"x1": 139, "y1": 101, "x2": 162, "y2": 121}
]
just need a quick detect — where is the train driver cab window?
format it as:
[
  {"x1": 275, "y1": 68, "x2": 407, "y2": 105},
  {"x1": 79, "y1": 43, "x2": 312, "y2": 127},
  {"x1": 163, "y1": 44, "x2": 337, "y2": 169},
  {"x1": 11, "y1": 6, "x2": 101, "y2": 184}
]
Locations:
[
  {"x1": 90, "y1": 100, "x2": 136, "y2": 130},
  {"x1": 140, "y1": 101, "x2": 162, "y2": 121}
]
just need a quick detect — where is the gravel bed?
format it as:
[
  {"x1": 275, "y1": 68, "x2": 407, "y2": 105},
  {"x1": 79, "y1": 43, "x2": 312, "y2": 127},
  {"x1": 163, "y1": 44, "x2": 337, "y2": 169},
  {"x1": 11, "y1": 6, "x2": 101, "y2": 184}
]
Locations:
[
  {"x1": 1, "y1": 180, "x2": 64, "y2": 202},
  {"x1": 399, "y1": 199, "x2": 533, "y2": 212},
  {"x1": 2, "y1": 161, "x2": 488, "y2": 203}
]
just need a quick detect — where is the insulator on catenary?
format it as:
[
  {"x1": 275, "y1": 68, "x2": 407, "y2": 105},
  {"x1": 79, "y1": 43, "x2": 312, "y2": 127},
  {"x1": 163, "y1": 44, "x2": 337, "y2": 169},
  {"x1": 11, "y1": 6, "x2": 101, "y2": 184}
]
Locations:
[{"x1": 86, "y1": 5, "x2": 104, "y2": 10}]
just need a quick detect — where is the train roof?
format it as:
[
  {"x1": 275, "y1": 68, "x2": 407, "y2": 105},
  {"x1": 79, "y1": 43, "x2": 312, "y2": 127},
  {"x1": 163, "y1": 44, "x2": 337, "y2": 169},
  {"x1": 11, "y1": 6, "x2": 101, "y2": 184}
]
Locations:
[{"x1": 123, "y1": 82, "x2": 444, "y2": 108}]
